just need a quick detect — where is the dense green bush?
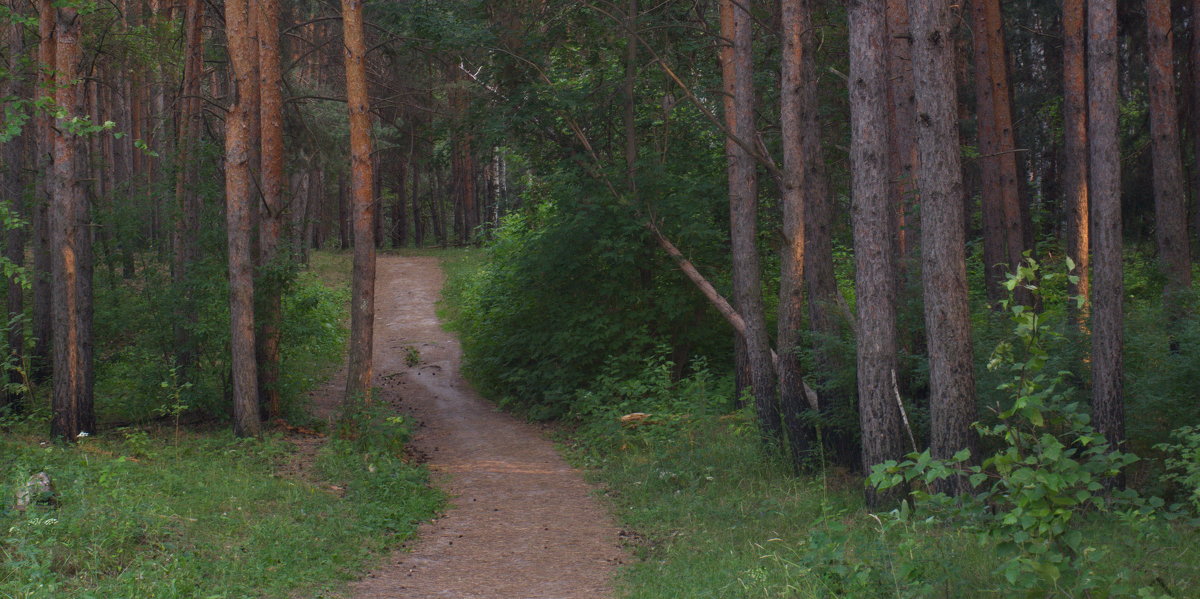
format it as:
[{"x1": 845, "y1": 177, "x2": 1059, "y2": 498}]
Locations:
[{"x1": 449, "y1": 175, "x2": 733, "y2": 419}]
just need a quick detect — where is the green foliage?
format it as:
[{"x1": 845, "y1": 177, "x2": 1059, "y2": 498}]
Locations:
[
  {"x1": 871, "y1": 257, "x2": 1153, "y2": 595},
  {"x1": 449, "y1": 184, "x2": 730, "y2": 419},
  {"x1": 569, "y1": 350, "x2": 732, "y2": 461},
  {"x1": 1156, "y1": 427, "x2": 1200, "y2": 514}
]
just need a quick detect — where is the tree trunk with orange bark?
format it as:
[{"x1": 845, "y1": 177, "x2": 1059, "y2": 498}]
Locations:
[
  {"x1": 49, "y1": 7, "x2": 95, "y2": 442},
  {"x1": 778, "y1": 0, "x2": 815, "y2": 466},
  {"x1": 1062, "y1": 0, "x2": 1089, "y2": 322},
  {"x1": 343, "y1": 0, "x2": 377, "y2": 404},
  {"x1": 973, "y1": 0, "x2": 1026, "y2": 302}
]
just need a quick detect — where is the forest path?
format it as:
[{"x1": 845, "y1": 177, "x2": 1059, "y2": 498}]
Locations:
[{"x1": 342, "y1": 254, "x2": 624, "y2": 599}]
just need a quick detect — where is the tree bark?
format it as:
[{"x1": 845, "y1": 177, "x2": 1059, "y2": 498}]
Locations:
[
  {"x1": 909, "y1": 0, "x2": 978, "y2": 496},
  {"x1": 848, "y1": 0, "x2": 906, "y2": 507},
  {"x1": 1088, "y1": 0, "x2": 1124, "y2": 453},
  {"x1": 343, "y1": 0, "x2": 377, "y2": 403},
  {"x1": 973, "y1": 0, "x2": 1026, "y2": 303},
  {"x1": 885, "y1": 0, "x2": 919, "y2": 263},
  {"x1": 225, "y1": 0, "x2": 261, "y2": 438},
  {"x1": 720, "y1": 0, "x2": 778, "y2": 442},
  {"x1": 1146, "y1": 0, "x2": 1191, "y2": 315},
  {"x1": 778, "y1": 0, "x2": 816, "y2": 466},
  {"x1": 1192, "y1": 0, "x2": 1200, "y2": 256},
  {"x1": 257, "y1": 0, "x2": 286, "y2": 421},
  {"x1": 1063, "y1": 0, "x2": 1089, "y2": 324},
  {"x1": 49, "y1": 7, "x2": 95, "y2": 442}
]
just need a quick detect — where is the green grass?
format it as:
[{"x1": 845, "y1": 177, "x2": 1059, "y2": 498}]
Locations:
[
  {"x1": 556, "y1": 416, "x2": 1200, "y2": 598},
  {"x1": 0, "y1": 421, "x2": 441, "y2": 598}
]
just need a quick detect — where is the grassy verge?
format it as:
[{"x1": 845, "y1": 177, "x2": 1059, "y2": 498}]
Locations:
[
  {"x1": 558, "y1": 415, "x2": 1200, "y2": 597},
  {"x1": 0, "y1": 250, "x2": 442, "y2": 598}
]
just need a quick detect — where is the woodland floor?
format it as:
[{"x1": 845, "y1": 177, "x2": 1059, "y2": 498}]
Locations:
[{"x1": 306, "y1": 254, "x2": 624, "y2": 599}]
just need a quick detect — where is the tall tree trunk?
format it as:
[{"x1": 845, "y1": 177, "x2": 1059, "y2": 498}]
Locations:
[
  {"x1": 225, "y1": 0, "x2": 261, "y2": 438},
  {"x1": 31, "y1": 0, "x2": 53, "y2": 384},
  {"x1": 342, "y1": 0, "x2": 377, "y2": 403},
  {"x1": 49, "y1": 7, "x2": 95, "y2": 442},
  {"x1": 1063, "y1": 0, "x2": 1089, "y2": 323},
  {"x1": 1088, "y1": 0, "x2": 1124, "y2": 454},
  {"x1": 1146, "y1": 0, "x2": 1192, "y2": 317},
  {"x1": 909, "y1": 0, "x2": 978, "y2": 496},
  {"x1": 623, "y1": 0, "x2": 638, "y2": 193},
  {"x1": 848, "y1": 0, "x2": 906, "y2": 507},
  {"x1": 173, "y1": 0, "x2": 204, "y2": 373},
  {"x1": 974, "y1": 0, "x2": 1026, "y2": 303},
  {"x1": 778, "y1": 0, "x2": 815, "y2": 466},
  {"x1": 256, "y1": 0, "x2": 285, "y2": 421},
  {"x1": 720, "y1": 0, "x2": 778, "y2": 442},
  {"x1": 1191, "y1": 0, "x2": 1200, "y2": 256}
]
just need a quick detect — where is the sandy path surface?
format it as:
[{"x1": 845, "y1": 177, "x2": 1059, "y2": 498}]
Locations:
[{"x1": 344, "y1": 255, "x2": 624, "y2": 599}]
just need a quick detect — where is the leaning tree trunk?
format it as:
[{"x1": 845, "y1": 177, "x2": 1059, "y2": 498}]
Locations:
[
  {"x1": 49, "y1": 7, "x2": 95, "y2": 442},
  {"x1": 848, "y1": 0, "x2": 906, "y2": 508},
  {"x1": 1062, "y1": 0, "x2": 1089, "y2": 324},
  {"x1": 909, "y1": 0, "x2": 978, "y2": 496},
  {"x1": 720, "y1": 0, "x2": 778, "y2": 442},
  {"x1": 225, "y1": 0, "x2": 261, "y2": 438},
  {"x1": 342, "y1": 0, "x2": 377, "y2": 404},
  {"x1": 1145, "y1": 0, "x2": 1191, "y2": 319},
  {"x1": 1088, "y1": 0, "x2": 1124, "y2": 455}
]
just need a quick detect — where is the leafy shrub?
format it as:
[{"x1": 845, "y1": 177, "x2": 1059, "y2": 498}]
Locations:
[{"x1": 870, "y1": 258, "x2": 1149, "y2": 595}]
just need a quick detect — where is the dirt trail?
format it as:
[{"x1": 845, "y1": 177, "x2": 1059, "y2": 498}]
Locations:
[{"x1": 344, "y1": 255, "x2": 624, "y2": 599}]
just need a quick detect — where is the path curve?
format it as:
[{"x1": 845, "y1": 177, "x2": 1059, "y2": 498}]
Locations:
[{"x1": 348, "y1": 255, "x2": 624, "y2": 599}]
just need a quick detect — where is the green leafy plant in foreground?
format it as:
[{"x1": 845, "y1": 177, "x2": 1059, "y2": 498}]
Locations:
[{"x1": 870, "y1": 257, "x2": 1155, "y2": 596}]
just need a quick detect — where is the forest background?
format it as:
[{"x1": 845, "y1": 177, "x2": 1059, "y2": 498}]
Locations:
[{"x1": 3, "y1": 0, "x2": 1200, "y2": 596}]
